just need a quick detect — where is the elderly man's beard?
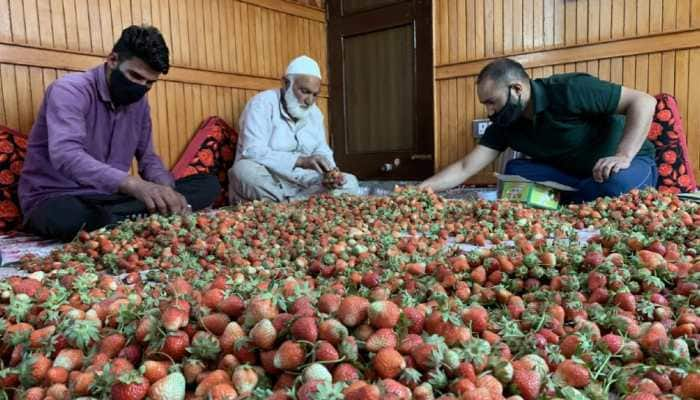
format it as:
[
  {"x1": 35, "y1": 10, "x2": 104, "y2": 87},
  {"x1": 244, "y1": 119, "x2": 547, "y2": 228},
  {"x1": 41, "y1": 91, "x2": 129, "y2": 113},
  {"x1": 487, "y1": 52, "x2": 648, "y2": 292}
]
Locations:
[{"x1": 284, "y1": 85, "x2": 314, "y2": 121}]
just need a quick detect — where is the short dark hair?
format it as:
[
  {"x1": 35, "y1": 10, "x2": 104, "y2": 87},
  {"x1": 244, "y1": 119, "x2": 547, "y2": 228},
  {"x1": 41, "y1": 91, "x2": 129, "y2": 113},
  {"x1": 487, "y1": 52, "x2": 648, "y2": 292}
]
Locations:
[
  {"x1": 112, "y1": 25, "x2": 170, "y2": 74},
  {"x1": 476, "y1": 58, "x2": 529, "y2": 86}
]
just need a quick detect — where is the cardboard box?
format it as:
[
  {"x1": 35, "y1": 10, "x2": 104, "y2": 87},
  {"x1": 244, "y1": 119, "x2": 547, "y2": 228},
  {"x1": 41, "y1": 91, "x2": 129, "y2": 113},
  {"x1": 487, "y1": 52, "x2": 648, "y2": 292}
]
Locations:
[{"x1": 495, "y1": 173, "x2": 577, "y2": 209}]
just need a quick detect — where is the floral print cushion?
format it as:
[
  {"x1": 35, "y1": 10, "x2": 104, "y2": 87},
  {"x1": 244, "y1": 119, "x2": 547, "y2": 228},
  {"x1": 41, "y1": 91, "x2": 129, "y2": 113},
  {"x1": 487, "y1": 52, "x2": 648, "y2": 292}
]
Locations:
[
  {"x1": 171, "y1": 117, "x2": 238, "y2": 207},
  {"x1": 0, "y1": 126, "x2": 27, "y2": 231},
  {"x1": 648, "y1": 94, "x2": 697, "y2": 193}
]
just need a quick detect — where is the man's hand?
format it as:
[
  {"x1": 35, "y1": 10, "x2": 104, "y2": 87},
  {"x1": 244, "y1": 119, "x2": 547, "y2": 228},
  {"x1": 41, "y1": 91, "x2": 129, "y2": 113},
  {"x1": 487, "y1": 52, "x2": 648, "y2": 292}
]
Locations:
[
  {"x1": 119, "y1": 176, "x2": 189, "y2": 215},
  {"x1": 296, "y1": 155, "x2": 332, "y2": 173},
  {"x1": 592, "y1": 155, "x2": 631, "y2": 183},
  {"x1": 322, "y1": 168, "x2": 346, "y2": 189}
]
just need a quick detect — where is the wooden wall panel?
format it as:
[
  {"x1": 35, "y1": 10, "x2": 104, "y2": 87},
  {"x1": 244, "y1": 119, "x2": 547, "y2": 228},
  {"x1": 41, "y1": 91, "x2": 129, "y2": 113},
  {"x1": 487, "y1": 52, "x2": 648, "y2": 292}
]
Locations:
[
  {"x1": 0, "y1": 0, "x2": 328, "y2": 171},
  {"x1": 434, "y1": 0, "x2": 700, "y2": 185}
]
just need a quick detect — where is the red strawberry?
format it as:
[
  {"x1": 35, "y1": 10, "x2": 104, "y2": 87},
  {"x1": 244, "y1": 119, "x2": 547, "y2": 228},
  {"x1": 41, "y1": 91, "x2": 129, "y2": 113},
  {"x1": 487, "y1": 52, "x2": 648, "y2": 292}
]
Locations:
[
  {"x1": 249, "y1": 318, "x2": 277, "y2": 350},
  {"x1": 183, "y1": 359, "x2": 205, "y2": 384},
  {"x1": 315, "y1": 341, "x2": 340, "y2": 361},
  {"x1": 161, "y1": 331, "x2": 190, "y2": 361},
  {"x1": 118, "y1": 344, "x2": 142, "y2": 366},
  {"x1": 232, "y1": 365, "x2": 258, "y2": 395},
  {"x1": 291, "y1": 316, "x2": 319, "y2": 342},
  {"x1": 297, "y1": 379, "x2": 323, "y2": 400},
  {"x1": 162, "y1": 303, "x2": 189, "y2": 332},
  {"x1": 26, "y1": 353, "x2": 52, "y2": 385},
  {"x1": 373, "y1": 348, "x2": 406, "y2": 379},
  {"x1": 512, "y1": 368, "x2": 541, "y2": 400},
  {"x1": 201, "y1": 313, "x2": 230, "y2": 336},
  {"x1": 344, "y1": 381, "x2": 380, "y2": 400},
  {"x1": 556, "y1": 360, "x2": 590, "y2": 388},
  {"x1": 638, "y1": 249, "x2": 666, "y2": 270},
  {"x1": 209, "y1": 382, "x2": 238, "y2": 400},
  {"x1": 583, "y1": 251, "x2": 605, "y2": 268},
  {"x1": 333, "y1": 363, "x2": 361, "y2": 382},
  {"x1": 640, "y1": 322, "x2": 668, "y2": 353},
  {"x1": 194, "y1": 370, "x2": 231, "y2": 398},
  {"x1": 290, "y1": 296, "x2": 315, "y2": 317},
  {"x1": 270, "y1": 313, "x2": 293, "y2": 333},
  {"x1": 46, "y1": 366, "x2": 68, "y2": 385},
  {"x1": 362, "y1": 271, "x2": 380, "y2": 288},
  {"x1": 23, "y1": 387, "x2": 44, "y2": 400},
  {"x1": 29, "y1": 325, "x2": 56, "y2": 348},
  {"x1": 12, "y1": 278, "x2": 42, "y2": 297},
  {"x1": 135, "y1": 316, "x2": 157, "y2": 344},
  {"x1": 99, "y1": 333, "x2": 126, "y2": 358},
  {"x1": 273, "y1": 340, "x2": 306, "y2": 370},
  {"x1": 623, "y1": 393, "x2": 659, "y2": 400},
  {"x1": 260, "y1": 350, "x2": 282, "y2": 374},
  {"x1": 462, "y1": 305, "x2": 489, "y2": 333},
  {"x1": 337, "y1": 296, "x2": 370, "y2": 327},
  {"x1": 142, "y1": 360, "x2": 170, "y2": 383},
  {"x1": 45, "y1": 383, "x2": 69, "y2": 400},
  {"x1": 71, "y1": 371, "x2": 95, "y2": 396},
  {"x1": 201, "y1": 288, "x2": 225, "y2": 310},
  {"x1": 398, "y1": 334, "x2": 424, "y2": 355},
  {"x1": 587, "y1": 271, "x2": 607, "y2": 291},
  {"x1": 614, "y1": 292, "x2": 636, "y2": 312},
  {"x1": 219, "y1": 321, "x2": 246, "y2": 354},
  {"x1": 245, "y1": 296, "x2": 279, "y2": 326},
  {"x1": 559, "y1": 335, "x2": 580, "y2": 357},
  {"x1": 411, "y1": 343, "x2": 439, "y2": 370},
  {"x1": 218, "y1": 295, "x2": 245, "y2": 319},
  {"x1": 476, "y1": 374, "x2": 503, "y2": 399},
  {"x1": 52, "y1": 349, "x2": 84, "y2": 371},
  {"x1": 110, "y1": 357, "x2": 135, "y2": 376},
  {"x1": 368, "y1": 300, "x2": 401, "y2": 329},
  {"x1": 318, "y1": 319, "x2": 349, "y2": 345},
  {"x1": 645, "y1": 370, "x2": 672, "y2": 393},
  {"x1": 366, "y1": 328, "x2": 398, "y2": 352},
  {"x1": 507, "y1": 296, "x2": 525, "y2": 319},
  {"x1": 318, "y1": 293, "x2": 342, "y2": 314},
  {"x1": 403, "y1": 307, "x2": 425, "y2": 334},
  {"x1": 168, "y1": 277, "x2": 192, "y2": 297},
  {"x1": 588, "y1": 288, "x2": 609, "y2": 304},
  {"x1": 378, "y1": 378, "x2": 411, "y2": 398},
  {"x1": 232, "y1": 339, "x2": 258, "y2": 365},
  {"x1": 424, "y1": 311, "x2": 445, "y2": 334},
  {"x1": 442, "y1": 324, "x2": 471, "y2": 346},
  {"x1": 680, "y1": 373, "x2": 700, "y2": 399},
  {"x1": 111, "y1": 371, "x2": 150, "y2": 400},
  {"x1": 599, "y1": 333, "x2": 624, "y2": 353}
]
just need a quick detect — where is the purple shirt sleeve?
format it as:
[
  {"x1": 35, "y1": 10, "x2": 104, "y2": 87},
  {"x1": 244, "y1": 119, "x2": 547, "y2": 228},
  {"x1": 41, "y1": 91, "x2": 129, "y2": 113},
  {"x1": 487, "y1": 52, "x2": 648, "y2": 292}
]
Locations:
[
  {"x1": 45, "y1": 82, "x2": 129, "y2": 193},
  {"x1": 136, "y1": 103, "x2": 175, "y2": 187}
]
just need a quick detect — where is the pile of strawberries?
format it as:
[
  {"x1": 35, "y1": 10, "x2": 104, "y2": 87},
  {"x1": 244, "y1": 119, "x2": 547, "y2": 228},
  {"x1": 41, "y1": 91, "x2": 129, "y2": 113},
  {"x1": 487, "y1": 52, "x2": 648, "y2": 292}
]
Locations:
[{"x1": 0, "y1": 187, "x2": 699, "y2": 400}]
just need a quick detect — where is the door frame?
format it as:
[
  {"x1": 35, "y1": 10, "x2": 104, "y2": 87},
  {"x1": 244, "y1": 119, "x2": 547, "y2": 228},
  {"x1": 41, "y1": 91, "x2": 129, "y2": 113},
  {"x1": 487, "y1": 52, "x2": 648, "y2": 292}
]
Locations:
[{"x1": 326, "y1": 0, "x2": 435, "y2": 179}]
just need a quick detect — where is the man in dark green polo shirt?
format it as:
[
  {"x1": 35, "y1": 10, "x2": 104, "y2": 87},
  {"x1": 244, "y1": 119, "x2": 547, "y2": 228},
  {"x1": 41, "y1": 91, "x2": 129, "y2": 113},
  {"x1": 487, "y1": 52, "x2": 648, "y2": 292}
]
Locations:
[{"x1": 420, "y1": 58, "x2": 658, "y2": 203}]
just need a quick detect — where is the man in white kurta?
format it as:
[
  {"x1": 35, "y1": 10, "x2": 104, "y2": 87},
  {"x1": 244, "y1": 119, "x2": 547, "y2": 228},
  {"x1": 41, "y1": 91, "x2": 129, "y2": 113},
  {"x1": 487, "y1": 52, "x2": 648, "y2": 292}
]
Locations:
[{"x1": 228, "y1": 56, "x2": 360, "y2": 203}]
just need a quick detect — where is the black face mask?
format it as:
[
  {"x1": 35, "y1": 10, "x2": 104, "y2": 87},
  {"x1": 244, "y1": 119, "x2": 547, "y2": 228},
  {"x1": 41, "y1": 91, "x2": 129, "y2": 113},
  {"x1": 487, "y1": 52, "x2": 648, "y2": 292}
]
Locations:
[
  {"x1": 489, "y1": 85, "x2": 523, "y2": 127},
  {"x1": 109, "y1": 66, "x2": 149, "y2": 107}
]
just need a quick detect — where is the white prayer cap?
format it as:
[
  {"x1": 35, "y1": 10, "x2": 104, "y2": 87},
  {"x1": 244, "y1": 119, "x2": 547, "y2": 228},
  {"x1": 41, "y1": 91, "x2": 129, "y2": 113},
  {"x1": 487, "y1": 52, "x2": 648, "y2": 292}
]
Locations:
[{"x1": 286, "y1": 55, "x2": 322, "y2": 80}]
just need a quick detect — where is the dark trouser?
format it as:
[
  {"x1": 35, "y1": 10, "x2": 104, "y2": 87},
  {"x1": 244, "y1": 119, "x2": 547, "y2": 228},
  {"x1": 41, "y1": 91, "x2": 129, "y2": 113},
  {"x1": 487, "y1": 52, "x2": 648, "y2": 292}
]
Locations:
[
  {"x1": 504, "y1": 155, "x2": 658, "y2": 204},
  {"x1": 25, "y1": 174, "x2": 220, "y2": 242}
]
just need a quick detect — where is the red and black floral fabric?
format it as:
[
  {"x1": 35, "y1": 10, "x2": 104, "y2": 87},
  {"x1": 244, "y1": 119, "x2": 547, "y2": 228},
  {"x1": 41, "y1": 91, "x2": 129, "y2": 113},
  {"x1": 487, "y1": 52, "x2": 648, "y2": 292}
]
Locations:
[
  {"x1": 171, "y1": 117, "x2": 238, "y2": 207},
  {"x1": 0, "y1": 126, "x2": 27, "y2": 231},
  {"x1": 648, "y1": 94, "x2": 697, "y2": 193}
]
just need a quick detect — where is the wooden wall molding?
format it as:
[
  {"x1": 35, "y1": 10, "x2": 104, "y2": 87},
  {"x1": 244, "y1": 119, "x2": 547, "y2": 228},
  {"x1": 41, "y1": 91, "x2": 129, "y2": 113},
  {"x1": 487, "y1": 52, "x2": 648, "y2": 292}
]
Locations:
[
  {"x1": 239, "y1": 0, "x2": 325, "y2": 23},
  {"x1": 0, "y1": 42, "x2": 329, "y2": 97},
  {"x1": 436, "y1": 29, "x2": 700, "y2": 80}
]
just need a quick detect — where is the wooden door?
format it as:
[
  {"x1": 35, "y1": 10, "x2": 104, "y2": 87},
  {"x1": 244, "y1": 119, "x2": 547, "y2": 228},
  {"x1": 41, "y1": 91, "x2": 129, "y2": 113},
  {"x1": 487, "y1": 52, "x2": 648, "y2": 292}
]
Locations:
[{"x1": 327, "y1": 0, "x2": 434, "y2": 179}]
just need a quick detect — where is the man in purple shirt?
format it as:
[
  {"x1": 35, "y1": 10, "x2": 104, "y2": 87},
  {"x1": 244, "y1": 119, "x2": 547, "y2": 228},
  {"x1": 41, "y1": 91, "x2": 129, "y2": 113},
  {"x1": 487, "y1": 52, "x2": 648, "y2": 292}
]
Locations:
[{"x1": 19, "y1": 25, "x2": 219, "y2": 241}]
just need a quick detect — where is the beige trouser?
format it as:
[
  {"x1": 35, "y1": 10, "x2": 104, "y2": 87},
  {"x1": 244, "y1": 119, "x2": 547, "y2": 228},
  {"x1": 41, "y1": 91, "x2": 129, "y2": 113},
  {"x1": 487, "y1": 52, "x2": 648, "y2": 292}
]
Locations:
[{"x1": 228, "y1": 159, "x2": 360, "y2": 204}]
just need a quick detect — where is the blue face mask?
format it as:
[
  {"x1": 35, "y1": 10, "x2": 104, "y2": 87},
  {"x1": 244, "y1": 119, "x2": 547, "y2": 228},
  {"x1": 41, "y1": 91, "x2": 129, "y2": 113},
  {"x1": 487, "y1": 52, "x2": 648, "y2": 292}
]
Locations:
[
  {"x1": 109, "y1": 65, "x2": 149, "y2": 107},
  {"x1": 489, "y1": 85, "x2": 523, "y2": 127}
]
